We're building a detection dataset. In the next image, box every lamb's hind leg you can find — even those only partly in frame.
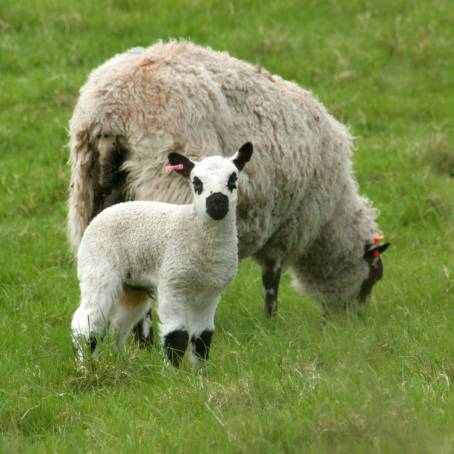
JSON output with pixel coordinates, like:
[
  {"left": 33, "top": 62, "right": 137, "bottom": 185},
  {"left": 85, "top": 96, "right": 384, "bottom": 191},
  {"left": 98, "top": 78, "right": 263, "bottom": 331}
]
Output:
[
  {"left": 261, "top": 259, "right": 282, "bottom": 317},
  {"left": 71, "top": 286, "right": 118, "bottom": 360},
  {"left": 111, "top": 295, "right": 151, "bottom": 348},
  {"left": 120, "top": 286, "right": 154, "bottom": 347}
]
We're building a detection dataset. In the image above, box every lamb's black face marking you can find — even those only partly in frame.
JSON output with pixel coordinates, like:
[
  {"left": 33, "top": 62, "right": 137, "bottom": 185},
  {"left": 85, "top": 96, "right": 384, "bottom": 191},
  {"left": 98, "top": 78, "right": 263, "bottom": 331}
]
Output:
[
  {"left": 206, "top": 192, "right": 229, "bottom": 220},
  {"left": 193, "top": 176, "right": 203, "bottom": 195},
  {"left": 227, "top": 172, "right": 238, "bottom": 192}
]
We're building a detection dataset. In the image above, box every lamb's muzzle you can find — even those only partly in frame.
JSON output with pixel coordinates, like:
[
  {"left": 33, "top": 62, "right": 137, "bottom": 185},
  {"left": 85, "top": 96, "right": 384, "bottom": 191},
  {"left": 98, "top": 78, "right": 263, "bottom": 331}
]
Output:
[{"left": 206, "top": 192, "right": 229, "bottom": 220}]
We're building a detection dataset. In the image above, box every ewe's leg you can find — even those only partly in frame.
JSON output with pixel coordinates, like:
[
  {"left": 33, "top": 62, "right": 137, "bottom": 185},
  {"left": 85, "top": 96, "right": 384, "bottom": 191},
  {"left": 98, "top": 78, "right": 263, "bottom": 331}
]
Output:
[
  {"left": 187, "top": 299, "right": 219, "bottom": 367},
  {"left": 157, "top": 288, "right": 188, "bottom": 368},
  {"left": 262, "top": 260, "right": 282, "bottom": 317}
]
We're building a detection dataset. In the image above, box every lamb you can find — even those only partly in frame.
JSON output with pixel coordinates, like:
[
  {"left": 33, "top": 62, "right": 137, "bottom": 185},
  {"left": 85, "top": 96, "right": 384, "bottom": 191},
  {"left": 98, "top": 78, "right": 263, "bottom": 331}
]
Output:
[
  {"left": 71, "top": 143, "right": 253, "bottom": 367},
  {"left": 68, "top": 40, "right": 390, "bottom": 336}
]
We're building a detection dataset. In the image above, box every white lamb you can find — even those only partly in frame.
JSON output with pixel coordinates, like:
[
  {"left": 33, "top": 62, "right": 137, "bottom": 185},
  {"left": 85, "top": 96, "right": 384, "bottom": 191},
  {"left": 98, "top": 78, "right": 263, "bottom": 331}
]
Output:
[{"left": 71, "top": 143, "right": 253, "bottom": 367}]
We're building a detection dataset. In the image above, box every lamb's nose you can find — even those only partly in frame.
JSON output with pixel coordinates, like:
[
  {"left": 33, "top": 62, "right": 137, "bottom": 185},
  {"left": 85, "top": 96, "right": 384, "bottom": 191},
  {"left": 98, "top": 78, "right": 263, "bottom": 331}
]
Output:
[{"left": 206, "top": 193, "right": 229, "bottom": 220}]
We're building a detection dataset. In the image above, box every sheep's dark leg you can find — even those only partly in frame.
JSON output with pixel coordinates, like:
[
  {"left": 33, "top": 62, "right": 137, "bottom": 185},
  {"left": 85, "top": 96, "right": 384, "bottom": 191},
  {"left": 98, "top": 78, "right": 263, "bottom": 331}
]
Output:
[{"left": 262, "top": 260, "right": 282, "bottom": 317}]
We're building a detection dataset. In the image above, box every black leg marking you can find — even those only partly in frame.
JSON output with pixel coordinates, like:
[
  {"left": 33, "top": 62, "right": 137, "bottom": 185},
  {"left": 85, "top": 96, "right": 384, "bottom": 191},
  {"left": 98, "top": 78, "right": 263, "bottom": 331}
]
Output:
[
  {"left": 89, "top": 335, "right": 97, "bottom": 354},
  {"left": 72, "top": 334, "right": 104, "bottom": 357},
  {"left": 191, "top": 330, "right": 214, "bottom": 361},
  {"left": 163, "top": 329, "right": 189, "bottom": 368},
  {"left": 133, "top": 310, "right": 154, "bottom": 347},
  {"left": 262, "top": 262, "right": 282, "bottom": 317}
]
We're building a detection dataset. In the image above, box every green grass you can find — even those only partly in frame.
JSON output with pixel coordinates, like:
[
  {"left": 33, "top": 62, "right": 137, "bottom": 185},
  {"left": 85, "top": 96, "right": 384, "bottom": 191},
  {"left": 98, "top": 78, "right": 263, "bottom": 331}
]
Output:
[{"left": 1, "top": 0, "right": 453, "bottom": 452}]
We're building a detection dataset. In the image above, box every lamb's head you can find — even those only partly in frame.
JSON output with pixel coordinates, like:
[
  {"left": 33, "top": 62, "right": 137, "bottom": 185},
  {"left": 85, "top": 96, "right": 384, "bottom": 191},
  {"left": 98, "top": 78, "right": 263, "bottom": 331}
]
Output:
[{"left": 167, "top": 142, "right": 253, "bottom": 221}]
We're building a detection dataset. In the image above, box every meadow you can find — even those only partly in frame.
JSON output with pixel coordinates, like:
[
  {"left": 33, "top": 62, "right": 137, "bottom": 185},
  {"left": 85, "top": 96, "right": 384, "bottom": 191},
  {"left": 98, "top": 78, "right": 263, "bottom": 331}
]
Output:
[{"left": 0, "top": 0, "right": 453, "bottom": 452}]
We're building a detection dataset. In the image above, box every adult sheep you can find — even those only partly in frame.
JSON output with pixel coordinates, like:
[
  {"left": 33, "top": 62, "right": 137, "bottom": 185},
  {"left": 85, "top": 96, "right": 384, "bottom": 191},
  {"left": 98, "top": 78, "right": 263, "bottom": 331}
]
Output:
[{"left": 68, "top": 41, "right": 390, "bottom": 333}]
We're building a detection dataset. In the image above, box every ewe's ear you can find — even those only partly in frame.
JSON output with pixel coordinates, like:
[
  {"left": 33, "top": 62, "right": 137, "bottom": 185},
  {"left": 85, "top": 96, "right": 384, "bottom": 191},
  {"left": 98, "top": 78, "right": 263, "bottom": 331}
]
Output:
[
  {"left": 232, "top": 142, "right": 253, "bottom": 171},
  {"left": 364, "top": 242, "right": 390, "bottom": 259},
  {"left": 167, "top": 152, "right": 195, "bottom": 178}
]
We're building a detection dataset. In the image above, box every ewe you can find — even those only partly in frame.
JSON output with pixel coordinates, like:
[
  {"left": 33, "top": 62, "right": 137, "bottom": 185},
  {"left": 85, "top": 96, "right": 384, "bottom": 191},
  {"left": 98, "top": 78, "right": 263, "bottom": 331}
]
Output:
[{"left": 71, "top": 143, "right": 253, "bottom": 367}]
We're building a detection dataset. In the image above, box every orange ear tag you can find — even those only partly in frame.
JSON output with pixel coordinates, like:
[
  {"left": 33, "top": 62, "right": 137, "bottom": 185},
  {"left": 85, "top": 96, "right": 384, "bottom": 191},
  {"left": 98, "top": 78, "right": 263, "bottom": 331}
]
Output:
[{"left": 373, "top": 235, "right": 384, "bottom": 245}]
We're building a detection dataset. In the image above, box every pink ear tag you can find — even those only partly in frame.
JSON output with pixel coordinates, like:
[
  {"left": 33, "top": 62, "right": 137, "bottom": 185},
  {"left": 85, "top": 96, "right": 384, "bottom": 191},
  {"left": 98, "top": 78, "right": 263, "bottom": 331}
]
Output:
[{"left": 165, "top": 164, "right": 184, "bottom": 173}]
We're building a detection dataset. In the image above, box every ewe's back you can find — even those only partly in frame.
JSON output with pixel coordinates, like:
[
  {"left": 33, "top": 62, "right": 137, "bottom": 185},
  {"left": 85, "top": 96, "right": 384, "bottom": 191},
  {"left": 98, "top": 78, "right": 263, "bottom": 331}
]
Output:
[{"left": 70, "top": 41, "right": 354, "bottom": 259}]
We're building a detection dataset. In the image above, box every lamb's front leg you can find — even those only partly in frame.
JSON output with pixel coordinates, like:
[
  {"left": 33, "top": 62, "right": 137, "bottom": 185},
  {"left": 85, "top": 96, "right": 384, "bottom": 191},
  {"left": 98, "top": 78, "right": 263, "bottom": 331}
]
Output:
[
  {"left": 157, "top": 288, "right": 189, "bottom": 368},
  {"left": 187, "top": 298, "right": 219, "bottom": 368}
]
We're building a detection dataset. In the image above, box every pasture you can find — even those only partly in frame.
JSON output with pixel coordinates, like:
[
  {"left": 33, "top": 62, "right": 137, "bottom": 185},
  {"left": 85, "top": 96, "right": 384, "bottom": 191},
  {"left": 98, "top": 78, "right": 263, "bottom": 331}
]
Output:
[{"left": 0, "top": 0, "right": 453, "bottom": 452}]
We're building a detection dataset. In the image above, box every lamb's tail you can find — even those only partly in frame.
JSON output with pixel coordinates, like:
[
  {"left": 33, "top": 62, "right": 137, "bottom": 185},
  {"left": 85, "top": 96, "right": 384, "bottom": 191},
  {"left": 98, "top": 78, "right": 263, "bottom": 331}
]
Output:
[{"left": 68, "top": 123, "right": 129, "bottom": 254}]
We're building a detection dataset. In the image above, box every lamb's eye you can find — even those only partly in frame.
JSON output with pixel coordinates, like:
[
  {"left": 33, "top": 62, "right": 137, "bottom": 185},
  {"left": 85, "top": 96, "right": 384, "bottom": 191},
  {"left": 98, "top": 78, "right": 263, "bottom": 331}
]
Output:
[
  {"left": 193, "top": 176, "right": 203, "bottom": 195},
  {"left": 227, "top": 172, "right": 238, "bottom": 192}
]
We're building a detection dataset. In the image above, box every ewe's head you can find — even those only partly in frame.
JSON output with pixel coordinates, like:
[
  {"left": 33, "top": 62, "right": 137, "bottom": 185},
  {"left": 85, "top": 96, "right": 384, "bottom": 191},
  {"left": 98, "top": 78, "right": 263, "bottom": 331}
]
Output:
[
  {"left": 331, "top": 237, "right": 391, "bottom": 308},
  {"left": 167, "top": 143, "right": 253, "bottom": 221},
  {"left": 293, "top": 235, "right": 390, "bottom": 311}
]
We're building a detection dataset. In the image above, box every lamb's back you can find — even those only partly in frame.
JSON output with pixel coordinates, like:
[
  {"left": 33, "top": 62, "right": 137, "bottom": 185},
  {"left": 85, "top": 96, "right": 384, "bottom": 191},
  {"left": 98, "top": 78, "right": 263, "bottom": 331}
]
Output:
[{"left": 77, "top": 201, "right": 190, "bottom": 280}]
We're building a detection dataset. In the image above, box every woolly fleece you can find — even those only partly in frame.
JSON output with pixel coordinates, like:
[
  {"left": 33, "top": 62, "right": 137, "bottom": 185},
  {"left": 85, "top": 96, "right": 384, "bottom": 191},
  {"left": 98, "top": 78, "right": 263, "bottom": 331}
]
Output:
[{"left": 68, "top": 40, "right": 382, "bottom": 308}]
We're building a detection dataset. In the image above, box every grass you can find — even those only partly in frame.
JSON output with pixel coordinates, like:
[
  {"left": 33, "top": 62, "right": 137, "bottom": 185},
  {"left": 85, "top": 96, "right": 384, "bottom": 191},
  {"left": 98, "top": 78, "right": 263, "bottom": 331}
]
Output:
[{"left": 1, "top": 0, "right": 453, "bottom": 452}]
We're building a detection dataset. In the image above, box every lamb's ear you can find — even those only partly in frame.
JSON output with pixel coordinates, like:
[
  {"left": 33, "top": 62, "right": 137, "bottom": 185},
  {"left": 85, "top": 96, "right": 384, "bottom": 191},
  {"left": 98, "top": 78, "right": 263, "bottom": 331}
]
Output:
[
  {"left": 364, "top": 242, "right": 390, "bottom": 259},
  {"left": 232, "top": 142, "right": 253, "bottom": 171},
  {"left": 167, "top": 152, "right": 195, "bottom": 178}
]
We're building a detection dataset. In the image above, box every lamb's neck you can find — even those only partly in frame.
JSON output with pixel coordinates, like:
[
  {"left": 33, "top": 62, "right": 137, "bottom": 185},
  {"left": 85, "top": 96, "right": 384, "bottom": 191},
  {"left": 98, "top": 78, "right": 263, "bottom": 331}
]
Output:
[{"left": 193, "top": 209, "right": 238, "bottom": 243}]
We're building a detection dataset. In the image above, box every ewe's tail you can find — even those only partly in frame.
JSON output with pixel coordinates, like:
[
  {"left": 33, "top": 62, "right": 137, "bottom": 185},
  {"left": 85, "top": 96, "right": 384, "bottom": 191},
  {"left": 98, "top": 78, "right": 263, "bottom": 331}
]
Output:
[{"left": 68, "top": 124, "right": 129, "bottom": 253}]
